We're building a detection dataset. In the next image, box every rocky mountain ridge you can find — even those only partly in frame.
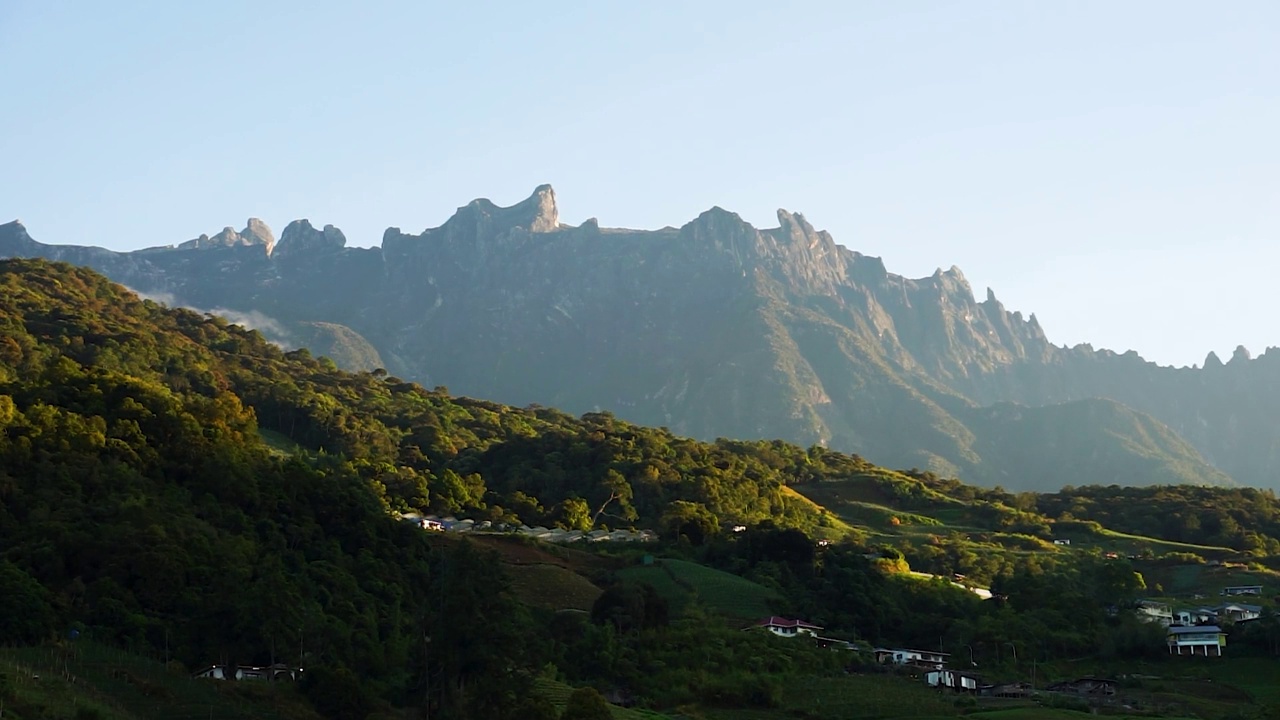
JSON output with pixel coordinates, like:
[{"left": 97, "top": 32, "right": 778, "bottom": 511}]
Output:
[{"left": 2, "top": 186, "right": 1273, "bottom": 489}]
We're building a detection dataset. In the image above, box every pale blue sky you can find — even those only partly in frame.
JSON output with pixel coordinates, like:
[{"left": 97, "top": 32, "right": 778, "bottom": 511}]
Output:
[{"left": 2, "top": 1, "right": 1277, "bottom": 367}]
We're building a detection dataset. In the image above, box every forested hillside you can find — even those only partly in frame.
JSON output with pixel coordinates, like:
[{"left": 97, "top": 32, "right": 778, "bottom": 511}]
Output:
[{"left": 6, "top": 259, "right": 1280, "bottom": 720}]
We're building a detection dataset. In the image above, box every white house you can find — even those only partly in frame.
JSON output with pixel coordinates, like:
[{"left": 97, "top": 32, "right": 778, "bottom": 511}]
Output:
[
  {"left": 398, "top": 512, "right": 444, "bottom": 531},
  {"left": 1216, "top": 603, "right": 1262, "bottom": 623},
  {"left": 1136, "top": 600, "right": 1173, "bottom": 626},
  {"left": 926, "top": 669, "right": 982, "bottom": 692},
  {"left": 1173, "top": 607, "right": 1218, "bottom": 626},
  {"left": 874, "top": 647, "right": 949, "bottom": 670},
  {"left": 1175, "top": 603, "right": 1264, "bottom": 626},
  {"left": 1167, "top": 625, "right": 1226, "bottom": 657},
  {"left": 755, "top": 616, "right": 822, "bottom": 637},
  {"left": 1221, "top": 585, "right": 1263, "bottom": 597}
]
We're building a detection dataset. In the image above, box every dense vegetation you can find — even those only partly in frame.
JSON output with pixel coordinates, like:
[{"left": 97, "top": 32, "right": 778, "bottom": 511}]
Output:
[
  {"left": 1034, "top": 485, "right": 1280, "bottom": 554},
  {"left": 4, "top": 259, "right": 1280, "bottom": 720}
]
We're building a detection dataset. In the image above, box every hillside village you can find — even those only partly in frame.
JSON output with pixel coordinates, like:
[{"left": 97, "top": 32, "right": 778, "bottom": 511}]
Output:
[
  {"left": 399, "top": 511, "right": 658, "bottom": 543},
  {"left": 4, "top": 260, "right": 1280, "bottom": 720}
]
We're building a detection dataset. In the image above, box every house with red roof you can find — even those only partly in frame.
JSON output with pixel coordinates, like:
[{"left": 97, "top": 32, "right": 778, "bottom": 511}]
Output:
[{"left": 754, "top": 616, "right": 822, "bottom": 638}]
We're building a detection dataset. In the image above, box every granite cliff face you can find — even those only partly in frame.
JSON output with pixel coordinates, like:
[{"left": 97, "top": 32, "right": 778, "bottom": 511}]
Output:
[{"left": 1, "top": 187, "right": 1269, "bottom": 490}]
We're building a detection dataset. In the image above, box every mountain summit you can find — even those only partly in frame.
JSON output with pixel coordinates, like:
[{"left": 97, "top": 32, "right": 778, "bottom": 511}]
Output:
[{"left": 2, "top": 187, "right": 1272, "bottom": 490}]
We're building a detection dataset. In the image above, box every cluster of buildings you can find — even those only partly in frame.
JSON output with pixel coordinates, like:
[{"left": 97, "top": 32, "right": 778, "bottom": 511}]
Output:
[
  {"left": 1133, "top": 585, "right": 1268, "bottom": 657},
  {"left": 753, "top": 596, "right": 1263, "bottom": 703},
  {"left": 397, "top": 512, "right": 656, "bottom": 543},
  {"left": 192, "top": 664, "right": 301, "bottom": 682}
]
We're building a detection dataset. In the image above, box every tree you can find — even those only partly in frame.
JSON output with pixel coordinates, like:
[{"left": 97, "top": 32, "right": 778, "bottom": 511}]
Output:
[
  {"left": 0, "top": 560, "right": 55, "bottom": 645},
  {"left": 660, "top": 501, "right": 718, "bottom": 545},
  {"left": 560, "top": 687, "right": 612, "bottom": 720},
  {"left": 301, "top": 666, "right": 374, "bottom": 720},
  {"left": 592, "top": 469, "right": 636, "bottom": 526},
  {"left": 591, "top": 582, "right": 668, "bottom": 633},
  {"left": 559, "top": 497, "right": 592, "bottom": 531}
]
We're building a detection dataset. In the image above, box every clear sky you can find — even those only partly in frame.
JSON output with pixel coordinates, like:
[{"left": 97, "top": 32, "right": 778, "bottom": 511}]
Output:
[{"left": 2, "top": 1, "right": 1277, "bottom": 368}]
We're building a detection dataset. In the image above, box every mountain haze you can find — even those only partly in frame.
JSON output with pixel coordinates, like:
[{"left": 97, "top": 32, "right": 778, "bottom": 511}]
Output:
[{"left": 1, "top": 186, "right": 1266, "bottom": 490}]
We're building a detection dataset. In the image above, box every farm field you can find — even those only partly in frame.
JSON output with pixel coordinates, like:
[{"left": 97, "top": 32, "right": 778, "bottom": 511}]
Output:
[
  {"left": 505, "top": 562, "right": 604, "bottom": 611},
  {"left": 701, "top": 674, "right": 967, "bottom": 719},
  {"left": 1199, "top": 656, "right": 1280, "bottom": 706},
  {"left": 618, "top": 558, "right": 779, "bottom": 620}
]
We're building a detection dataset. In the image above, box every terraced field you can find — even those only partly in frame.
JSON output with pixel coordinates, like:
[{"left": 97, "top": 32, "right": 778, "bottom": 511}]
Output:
[
  {"left": 505, "top": 562, "right": 604, "bottom": 611},
  {"left": 618, "top": 558, "right": 779, "bottom": 620}
]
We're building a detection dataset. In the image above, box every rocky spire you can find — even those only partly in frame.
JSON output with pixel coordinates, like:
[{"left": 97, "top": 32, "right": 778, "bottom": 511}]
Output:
[
  {"left": 523, "top": 184, "right": 559, "bottom": 233},
  {"left": 174, "top": 218, "right": 275, "bottom": 253},
  {"left": 241, "top": 218, "right": 276, "bottom": 254},
  {"left": 274, "top": 220, "right": 347, "bottom": 257}
]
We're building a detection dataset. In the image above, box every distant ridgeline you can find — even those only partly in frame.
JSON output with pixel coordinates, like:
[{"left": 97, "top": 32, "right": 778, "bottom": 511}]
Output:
[
  {"left": 3, "top": 188, "right": 1273, "bottom": 492},
  {"left": 6, "top": 259, "right": 1280, "bottom": 719}
]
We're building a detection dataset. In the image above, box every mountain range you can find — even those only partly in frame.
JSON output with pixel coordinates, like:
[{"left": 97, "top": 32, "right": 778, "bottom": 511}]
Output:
[{"left": 4, "top": 186, "right": 1276, "bottom": 491}]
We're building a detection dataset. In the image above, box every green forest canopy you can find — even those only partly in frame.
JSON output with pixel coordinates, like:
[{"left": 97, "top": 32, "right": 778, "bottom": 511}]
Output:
[{"left": 4, "top": 259, "right": 1280, "bottom": 719}]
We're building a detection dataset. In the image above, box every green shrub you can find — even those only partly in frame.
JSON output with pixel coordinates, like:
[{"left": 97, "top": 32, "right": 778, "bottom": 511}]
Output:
[{"left": 561, "top": 686, "right": 612, "bottom": 720}]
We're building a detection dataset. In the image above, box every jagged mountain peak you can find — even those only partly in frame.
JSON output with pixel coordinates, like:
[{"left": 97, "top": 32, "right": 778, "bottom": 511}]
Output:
[
  {"left": 275, "top": 219, "right": 346, "bottom": 257},
  {"left": 171, "top": 219, "right": 276, "bottom": 254},
  {"left": 242, "top": 218, "right": 275, "bottom": 252},
  {"left": 0, "top": 220, "right": 40, "bottom": 253},
  {"left": 2, "top": 220, "right": 30, "bottom": 239},
  {"left": 689, "top": 205, "right": 747, "bottom": 226},
  {"left": 4, "top": 186, "right": 1278, "bottom": 491},
  {"left": 450, "top": 183, "right": 560, "bottom": 234},
  {"left": 382, "top": 184, "right": 562, "bottom": 257}
]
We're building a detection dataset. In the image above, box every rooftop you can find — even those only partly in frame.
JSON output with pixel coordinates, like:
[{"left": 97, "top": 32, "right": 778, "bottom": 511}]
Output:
[
  {"left": 757, "top": 616, "right": 822, "bottom": 629},
  {"left": 1167, "top": 625, "right": 1223, "bottom": 635}
]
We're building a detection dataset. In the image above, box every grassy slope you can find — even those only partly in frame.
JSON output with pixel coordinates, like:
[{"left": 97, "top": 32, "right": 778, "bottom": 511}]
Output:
[
  {"left": 1135, "top": 561, "right": 1280, "bottom": 599},
  {"left": 780, "top": 486, "right": 863, "bottom": 541},
  {"left": 702, "top": 674, "right": 961, "bottom": 719},
  {"left": 464, "top": 534, "right": 613, "bottom": 611},
  {"left": 257, "top": 428, "right": 302, "bottom": 457},
  {"left": 0, "top": 642, "right": 318, "bottom": 720},
  {"left": 618, "top": 559, "right": 779, "bottom": 621},
  {"left": 796, "top": 475, "right": 1242, "bottom": 564},
  {"left": 962, "top": 711, "right": 1196, "bottom": 720},
  {"left": 534, "top": 678, "right": 671, "bottom": 720},
  {"left": 505, "top": 563, "right": 604, "bottom": 611}
]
